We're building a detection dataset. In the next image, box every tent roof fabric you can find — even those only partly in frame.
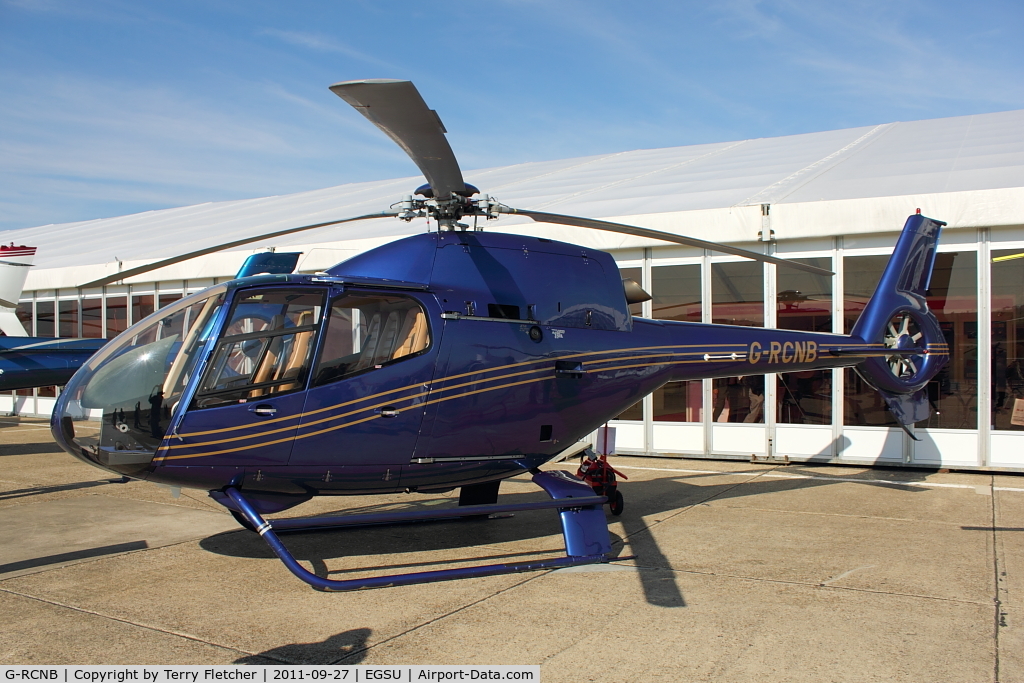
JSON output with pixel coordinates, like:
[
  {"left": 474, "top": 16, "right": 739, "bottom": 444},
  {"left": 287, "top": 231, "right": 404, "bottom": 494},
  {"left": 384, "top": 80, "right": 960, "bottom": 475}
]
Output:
[{"left": 9, "top": 108, "right": 1024, "bottom": 291}]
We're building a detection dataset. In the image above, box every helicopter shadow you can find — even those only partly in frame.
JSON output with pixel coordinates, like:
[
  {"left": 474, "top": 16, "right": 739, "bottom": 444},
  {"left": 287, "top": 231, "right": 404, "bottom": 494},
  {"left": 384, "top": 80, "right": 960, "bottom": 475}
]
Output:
[
  {"left": 0, "top": 442, "right": 68, "bottom": 456},
  {"left": 200, "top": 463, "right": 935, "bottom": 608},
  {"left": 0, "top": 479, "right": 116, "bottom": 503},
  {"left": 234, "top": 627, "right": 370, "bottom": 665}
]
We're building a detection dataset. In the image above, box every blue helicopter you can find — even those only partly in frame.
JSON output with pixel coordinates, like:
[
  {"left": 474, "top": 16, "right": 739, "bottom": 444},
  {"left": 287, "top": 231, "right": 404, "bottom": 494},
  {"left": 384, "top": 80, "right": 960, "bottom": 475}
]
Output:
[{"left": 50, "top": 80, "right": 948, "bottom": 592}]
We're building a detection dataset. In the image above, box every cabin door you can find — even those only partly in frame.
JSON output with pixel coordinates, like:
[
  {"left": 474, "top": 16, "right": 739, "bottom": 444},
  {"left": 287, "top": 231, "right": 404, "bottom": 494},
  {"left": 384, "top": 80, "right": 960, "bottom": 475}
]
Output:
[
  {"left": 290, "top": 290, "right": 439, "bottom": 488},
  {"left": 171, "top": 286, "right": 325, "bottom": 467}
]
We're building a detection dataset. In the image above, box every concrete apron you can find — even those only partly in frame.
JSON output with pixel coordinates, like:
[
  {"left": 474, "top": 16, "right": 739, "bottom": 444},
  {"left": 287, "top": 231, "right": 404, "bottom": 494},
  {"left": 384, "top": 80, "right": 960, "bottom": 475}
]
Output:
[{"left": 0, "top": 418, "right": 1019, "bottom": 681}]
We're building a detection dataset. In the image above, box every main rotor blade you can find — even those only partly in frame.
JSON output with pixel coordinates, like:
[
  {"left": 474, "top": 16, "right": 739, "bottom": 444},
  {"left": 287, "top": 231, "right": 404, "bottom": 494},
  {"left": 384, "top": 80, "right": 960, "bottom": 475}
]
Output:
[
  {"left": 79, "top": 212, "right": 398, "bottom": 289},
  {"left": 509, "top": 209, "right": 834, "bottom": 277},
  {"left": 330, "top": 79, "right": 466, "bottom": 200}
]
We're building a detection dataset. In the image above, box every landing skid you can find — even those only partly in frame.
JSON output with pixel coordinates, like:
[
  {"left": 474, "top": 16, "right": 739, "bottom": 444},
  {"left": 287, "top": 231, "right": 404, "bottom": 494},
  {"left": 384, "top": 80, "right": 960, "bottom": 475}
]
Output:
[{"left": 225, "top": 469, "right": 620, "bottom": 591}]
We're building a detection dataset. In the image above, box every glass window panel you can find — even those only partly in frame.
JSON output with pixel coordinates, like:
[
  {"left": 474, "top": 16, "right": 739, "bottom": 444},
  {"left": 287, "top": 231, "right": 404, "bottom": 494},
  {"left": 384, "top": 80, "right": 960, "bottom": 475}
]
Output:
[
  {"left": 778, "top": 257, "right": 832, "bottom": 333},
  {"left": 619, "top": 266, "right": 644, "bottom": 317},
  {"left": 843, "top": 255, "right": 895, "bottom": 426},
  {"left": 712, "top": 376, "right": 765, "bottom": 423},
  {"left": 992, "top": 248, "right": 1024, "bottom": 431},
  {"left": 653, "top": 380, "right": 703, "bottom": 422},
  {"left": 712, "top": 261, "right": 763, "bottom": 327},
  {"left": 614, "top": 400, "right": 643, "bottom": 421},
  {"left": 15, "top": 302, "right": 32, "bottom": 335},
  {"left": 843, "top": 252, "right": 978, "bottom": 429},
  {"left": 58, "top": 300, "right": 78, "bottom": 337},
  {"left": 313, "top": 294, "right": 430, "bottom": 386},
  {"left": 159, "top": 294, "right": 182, "bottom": 309},
  {"left": 38, "top": 386, "right": 56, "bottom": 397},
  {"left": 200, "top": 332, "right": 313, "bottom": 394},
  {"left": 777, "top": 257, "right": 833, "bottom": 424},
  {"left": 106, "top": 296, "right": 128, "bottom": 338},
  {"left": 844, "top": 368, "right": 898, "bottom": 426},
  {"left": 843, "top": 255, "right": 889, "bottom": 334},
  {"left": 778, "top": 370, "right": 832, "bottom": 425},
  {"left": 652, "top": 263, "right": 701, "bottom": 322},
  {"left": 222, "top": 289, "right": 323, "bottom": 335},
  {"left": 36, "top": 301, "right": 54, "bottom": 337},
  {"left": 132, "top": 295, "right": 154, "bottom": 324},
  {"left": 81, "top": 299, "right": 103, "bottom": 338},
  {"left": 915, "top": 252, "right": 977, "bottom": 429}
]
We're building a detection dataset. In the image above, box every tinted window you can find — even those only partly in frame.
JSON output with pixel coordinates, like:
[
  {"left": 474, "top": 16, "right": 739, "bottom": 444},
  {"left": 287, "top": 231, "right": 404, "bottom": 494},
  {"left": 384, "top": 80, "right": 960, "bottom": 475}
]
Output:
[{"left": 314, "top": 294, "right": 430, "bottom": 386}]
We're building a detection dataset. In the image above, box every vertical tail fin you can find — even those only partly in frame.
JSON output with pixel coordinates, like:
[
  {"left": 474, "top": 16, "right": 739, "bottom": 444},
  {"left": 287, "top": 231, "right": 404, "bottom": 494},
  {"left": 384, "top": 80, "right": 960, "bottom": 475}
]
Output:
[
  {"left": 0, "top": 245, "right": 35, "bottom": 336},
  {"left": 849, "top": 214, "right": 948, "bottom": 425}
]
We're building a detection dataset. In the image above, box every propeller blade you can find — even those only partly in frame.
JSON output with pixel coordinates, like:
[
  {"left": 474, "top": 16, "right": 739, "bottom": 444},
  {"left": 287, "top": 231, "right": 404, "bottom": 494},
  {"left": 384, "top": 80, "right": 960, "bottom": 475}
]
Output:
[
  {"left": 508, "top": 209, "right": 834, "bottom": 277},
  {"left": 79, "top": 212, "right": 397, "bottom": 289},
  {"left": 329, "top": 79, "right": 466, "bottom": 200}
]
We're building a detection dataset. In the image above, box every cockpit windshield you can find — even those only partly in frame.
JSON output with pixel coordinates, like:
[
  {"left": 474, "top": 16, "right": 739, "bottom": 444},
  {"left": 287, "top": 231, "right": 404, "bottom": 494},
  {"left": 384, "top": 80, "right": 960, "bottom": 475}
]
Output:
[{"left": 54, "top": 287, "right": 226, "bottom": 474}]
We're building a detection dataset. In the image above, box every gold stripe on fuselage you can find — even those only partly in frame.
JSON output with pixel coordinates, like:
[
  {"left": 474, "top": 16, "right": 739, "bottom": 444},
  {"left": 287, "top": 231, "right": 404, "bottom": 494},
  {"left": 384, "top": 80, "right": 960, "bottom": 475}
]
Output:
[
  {"left": 156, "top": 373, "right": 557, "bottom": 461},
  {"left": 174, "top": 343, "right": 728, "bottom": 438},
  {"left": 164, "top": 364, "right": 554, "bottom": 451},
  {"left": 175, "top": 343, "right": 744, "bottom": 440},
  {"left": 159, "top": 344, "right": 742, "bottom": 460},
  {"left": 156, "top": 341, "right": 948, "bottom": 462}
]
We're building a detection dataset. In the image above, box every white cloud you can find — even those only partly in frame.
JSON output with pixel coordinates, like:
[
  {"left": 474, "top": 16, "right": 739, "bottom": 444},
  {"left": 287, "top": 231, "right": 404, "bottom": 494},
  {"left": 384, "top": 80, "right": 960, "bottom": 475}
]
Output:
[
  {"left": 0, "top": 69, "right": 421, "bottom": 230},
  {"left": 258, "top": 28, "right": 400, "bottom": 72}
]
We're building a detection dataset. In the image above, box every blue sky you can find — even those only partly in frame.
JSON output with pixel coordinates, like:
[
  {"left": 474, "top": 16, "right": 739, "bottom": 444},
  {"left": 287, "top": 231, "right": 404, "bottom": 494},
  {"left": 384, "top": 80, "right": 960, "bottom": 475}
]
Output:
[{"left": 1, "top": 0, "right": 1022, "bottom": 231}]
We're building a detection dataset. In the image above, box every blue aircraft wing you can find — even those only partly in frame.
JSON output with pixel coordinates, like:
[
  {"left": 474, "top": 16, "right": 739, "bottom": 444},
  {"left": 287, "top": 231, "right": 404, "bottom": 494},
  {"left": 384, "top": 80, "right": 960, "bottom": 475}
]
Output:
[{"left": 0, "top": 337, "right": 108, "bottom": 391}]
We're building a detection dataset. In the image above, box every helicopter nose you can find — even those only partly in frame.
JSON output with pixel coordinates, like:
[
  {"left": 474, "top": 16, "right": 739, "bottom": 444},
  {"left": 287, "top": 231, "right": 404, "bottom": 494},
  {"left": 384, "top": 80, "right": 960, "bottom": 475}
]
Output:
[
  {"left": 53, "top": 413, "right": 77, "bottom": 455},
  {"left": 50, "top": 288, "right": 226, "bottom": 480},
  {"left": 51, "top": 401, "right": 159, "bottom": 478},
  {"left": 50, "top": 408, "right": 103, "bottom": 470}
]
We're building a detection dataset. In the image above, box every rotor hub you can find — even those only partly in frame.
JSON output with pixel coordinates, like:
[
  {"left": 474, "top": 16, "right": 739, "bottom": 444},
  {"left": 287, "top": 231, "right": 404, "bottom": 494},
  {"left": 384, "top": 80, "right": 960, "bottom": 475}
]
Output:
[{"left": 396, "top": 189, "right": 506, "bottom": 231}]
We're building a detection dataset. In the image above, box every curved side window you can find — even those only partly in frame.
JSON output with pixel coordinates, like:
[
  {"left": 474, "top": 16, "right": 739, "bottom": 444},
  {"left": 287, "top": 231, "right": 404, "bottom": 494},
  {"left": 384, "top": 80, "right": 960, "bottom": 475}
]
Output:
[
  {"left": 194, "top": 288, "right": 323, "bottom": 408},
  {"left": 314, "top": 293, "right": 431, "bottom": 387}
]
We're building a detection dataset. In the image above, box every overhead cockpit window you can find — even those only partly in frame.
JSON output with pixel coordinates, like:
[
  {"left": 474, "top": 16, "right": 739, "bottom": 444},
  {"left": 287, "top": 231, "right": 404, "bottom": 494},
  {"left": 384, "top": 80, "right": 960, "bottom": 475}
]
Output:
[
  {"left": 194, "top": 288, "right": 323, "bottom": 408},
  {"left": 313, "top": 294, "right": 430, "bottom": 387}
]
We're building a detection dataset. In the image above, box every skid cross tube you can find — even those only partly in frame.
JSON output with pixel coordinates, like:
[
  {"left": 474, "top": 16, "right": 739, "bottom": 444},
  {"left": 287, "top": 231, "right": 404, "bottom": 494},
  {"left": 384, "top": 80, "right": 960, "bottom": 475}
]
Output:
[
  {"left": 224, "top": 470, "right": 615, "bottom": 591},
  {"left": 268, "top": 496, "right": 608, "bottom": 531}
]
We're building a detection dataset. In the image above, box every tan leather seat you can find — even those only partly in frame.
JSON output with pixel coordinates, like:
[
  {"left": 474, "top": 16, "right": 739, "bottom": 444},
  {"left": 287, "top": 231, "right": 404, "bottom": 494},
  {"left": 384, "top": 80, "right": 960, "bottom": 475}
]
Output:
[
  {"left": 372, "top": 311, "right": 402, "bottom": 365},
  {"left": 250, "top": 336, "right": 283, "bottom": 397},
  {"left": 274, "top": 311, "right": 314, "bottom": 392},
  {"left": 352, "top": 312, "right": 382, "bottom": 372},
  {"left": 393, "top": 307, "right": 428, "bottom": 359}
]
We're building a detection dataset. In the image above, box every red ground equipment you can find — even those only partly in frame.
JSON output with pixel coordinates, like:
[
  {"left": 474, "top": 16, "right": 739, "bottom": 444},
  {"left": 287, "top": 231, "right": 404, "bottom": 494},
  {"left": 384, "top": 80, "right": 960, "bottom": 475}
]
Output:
[{"left": 577, "top": 450, "right": 627, "bottom": 515}]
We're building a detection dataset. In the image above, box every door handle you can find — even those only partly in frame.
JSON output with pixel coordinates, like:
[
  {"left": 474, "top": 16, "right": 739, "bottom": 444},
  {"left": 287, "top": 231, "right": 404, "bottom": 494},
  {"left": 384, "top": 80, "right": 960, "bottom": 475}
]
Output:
[
  {"left": 376, "top": 406, "right": 400, "bottom": 418},
  {"left": 250, "top": 404, "right": 277, "bottom": 417}
]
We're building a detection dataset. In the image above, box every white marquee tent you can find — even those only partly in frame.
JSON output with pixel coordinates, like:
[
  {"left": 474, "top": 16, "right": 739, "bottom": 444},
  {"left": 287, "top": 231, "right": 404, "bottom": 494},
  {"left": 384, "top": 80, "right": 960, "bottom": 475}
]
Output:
[{"left": 8, "top": 108, "right": 1024, "bottom": 291}]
